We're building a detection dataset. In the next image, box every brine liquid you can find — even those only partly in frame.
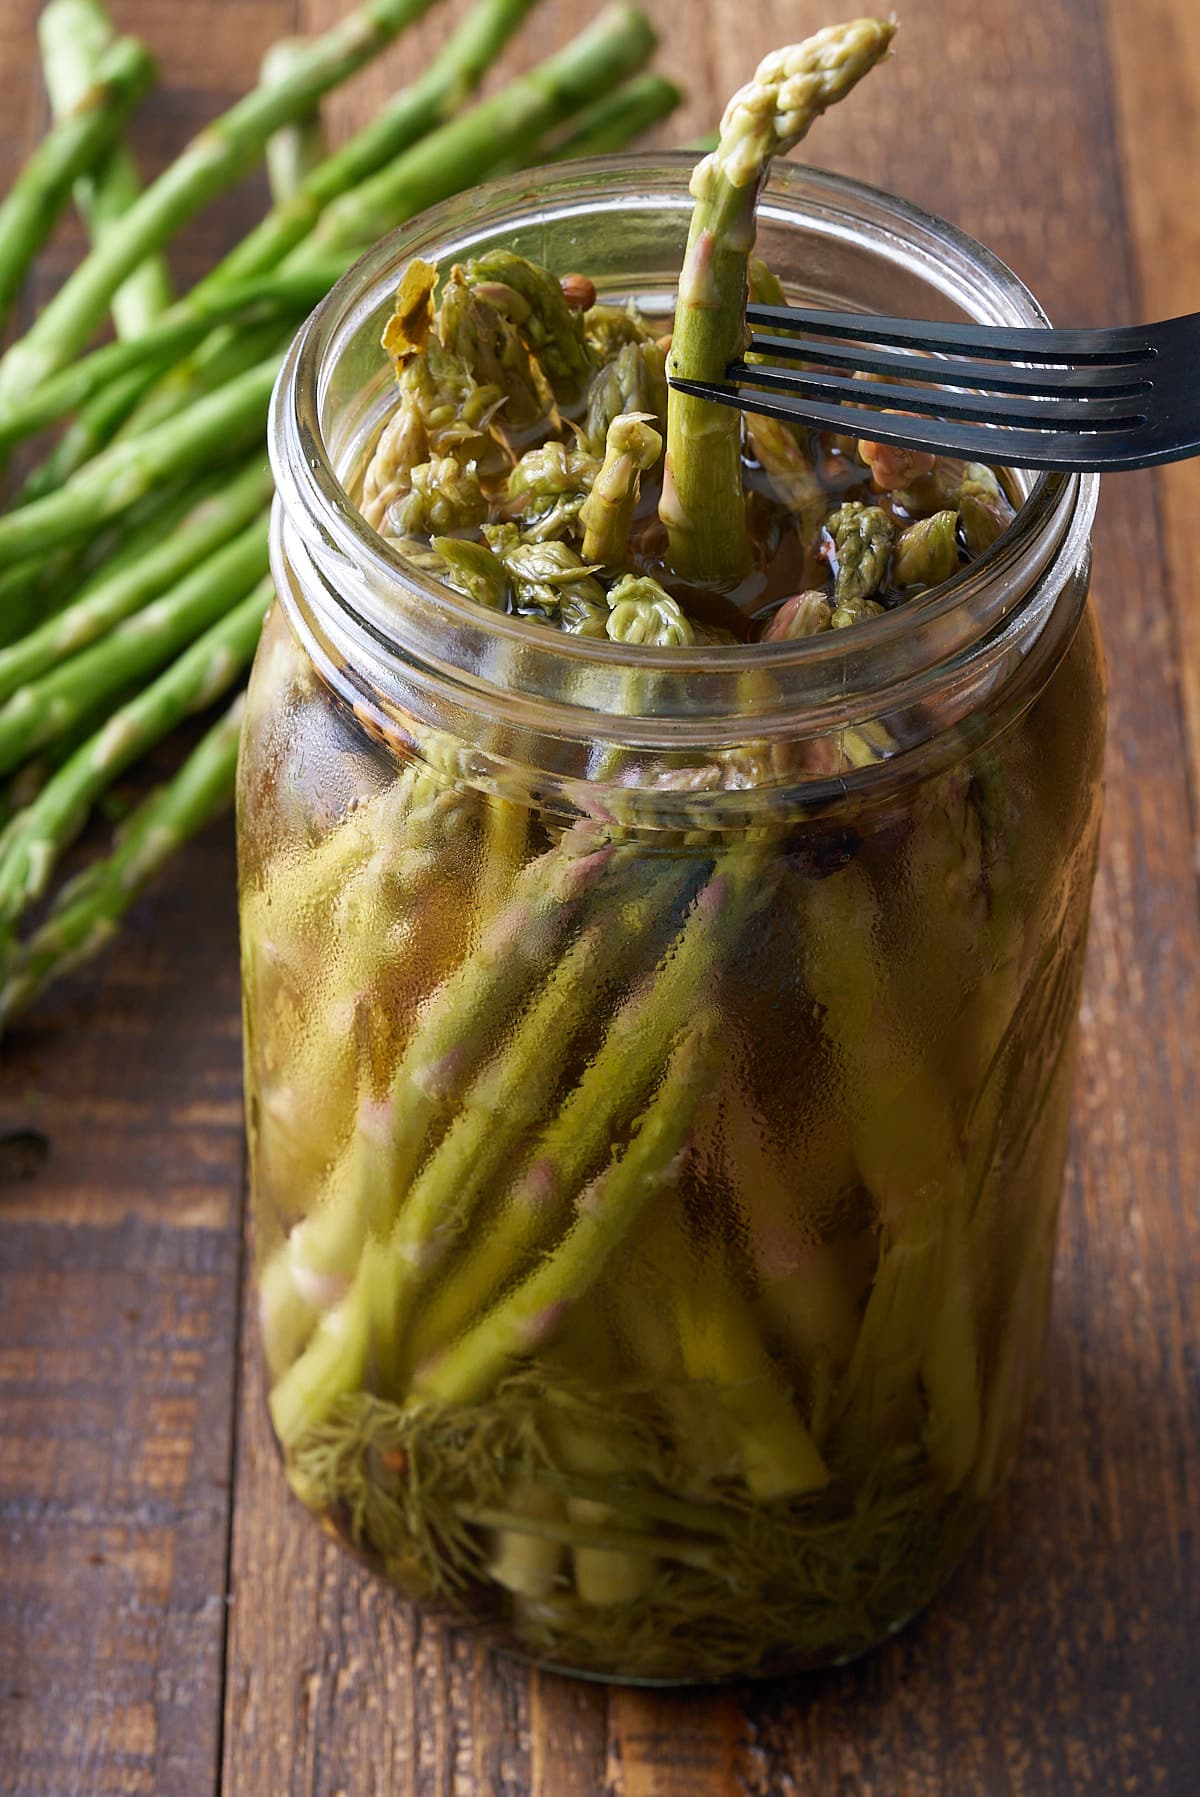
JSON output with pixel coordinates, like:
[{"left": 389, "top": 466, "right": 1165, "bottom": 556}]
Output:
[{"left": 238, "top": 598, "right": 1102, "bottom": 1681}]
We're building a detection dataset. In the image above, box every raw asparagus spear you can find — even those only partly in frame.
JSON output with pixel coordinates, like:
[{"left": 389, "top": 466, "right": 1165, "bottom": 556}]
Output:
[
  {"left": 661, "top": 19, "right": 895, "bottom": 585},
  {"left": 0, "top": 355, "right": 281, "bottom": 566},
  {"left": 0, "top": 516, "right": 270, "bottom": 776},
  {"left": 300, "top": 5, "right": 657, "bottom": 257},
  {"left": 38, "top": 0, "right": 172, "bottom": 337},
  {"left": 12, "top": 367, "right": 159, "bottom": 504},
  {"left": 0, "top": 463, "right": 272, "bottom": 703},
  {"left": 86, "top": 6, "right": 656, "bottom": 454},
  {"left": 0, "top": 580, "right": 273, "bottom": 945},
  {"left": 0, "top": 699, "right": 243, "bottom": 1026},
  {"left": 0, "top": 0, "right": 437, "bottom": 400},
  {"left": 262, "top": 39, "right": 327, "bottom": 207},
  {"left": 546, "top": 72, "right": 682, "bottom": 161},
  {"left": 213, "top": 0, "right": 541, "bottom": 287},
  {"left": 0, "top": 32, "right": 155, "bottom": 335},
  {"left": 0, "top": 266, "right": 343, "bottom": 455}
]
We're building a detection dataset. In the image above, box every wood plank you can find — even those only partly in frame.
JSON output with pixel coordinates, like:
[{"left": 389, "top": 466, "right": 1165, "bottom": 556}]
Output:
[
  {"left": 0, "top": 819, "right": 247, "bottom": 1797},
  {"left": 1101, "top": 0, "right": 1200, "bottom": 838},
  {"left": 223, "top": 2, "right": 1200, "bottom": 1793},
  {"left": 0, "top": 4, "right": 296, "bottom": 1793}
]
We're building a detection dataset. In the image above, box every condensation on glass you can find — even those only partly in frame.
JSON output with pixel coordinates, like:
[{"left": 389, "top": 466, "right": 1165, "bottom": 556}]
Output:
[{"left": 239, "top": 159, "right": 1106, "bottom": 1683}]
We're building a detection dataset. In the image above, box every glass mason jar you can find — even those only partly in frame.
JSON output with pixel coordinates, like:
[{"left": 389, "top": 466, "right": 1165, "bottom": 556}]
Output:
[{"left": 241, "top": 157, "right": 1105, "bottom": 1683}]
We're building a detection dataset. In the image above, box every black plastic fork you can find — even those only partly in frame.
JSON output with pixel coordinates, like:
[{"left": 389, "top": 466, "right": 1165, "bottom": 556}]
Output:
[{"left": 666, "top": 305, "right": 1200, "bottom": 472}]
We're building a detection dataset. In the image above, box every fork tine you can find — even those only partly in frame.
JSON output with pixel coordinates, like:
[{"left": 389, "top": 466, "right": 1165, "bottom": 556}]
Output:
[
  {"left": 728, "top": 362, "right": 1147, "bottom": 430},
  {"left": 744, "top": 333, "right": 1153, "bottom": 399},
  {"left": 744, "top": 304, "right": 1158, "bottom": 366},
  {"left": 666, "top": 377, "right": 1145, "bottom": 471}
]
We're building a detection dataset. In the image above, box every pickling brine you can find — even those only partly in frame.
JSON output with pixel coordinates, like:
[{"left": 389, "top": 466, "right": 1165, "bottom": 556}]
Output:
[{"left": 243, "top": 38, "right": 1104, "bottom": 1682}]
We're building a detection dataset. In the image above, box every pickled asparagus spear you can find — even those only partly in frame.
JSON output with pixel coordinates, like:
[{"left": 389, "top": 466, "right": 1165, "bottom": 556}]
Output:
[
  {"left": 413, "top": 1018, "right": 718, "bottom": 1407},
  {"left": 660, "top": 19, "right": 895, "bottom": 585},
  {"left": 579, "top": 412, "right": 662, "bottom": 565}
]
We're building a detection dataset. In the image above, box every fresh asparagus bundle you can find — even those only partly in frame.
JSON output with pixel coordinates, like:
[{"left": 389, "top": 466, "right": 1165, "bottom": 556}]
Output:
[
  {"left": 0, "top": 698, "right": 244, "bottom": 1024},
  {"left": 0, "top": 0, "right": 441, "bottom": 400}
]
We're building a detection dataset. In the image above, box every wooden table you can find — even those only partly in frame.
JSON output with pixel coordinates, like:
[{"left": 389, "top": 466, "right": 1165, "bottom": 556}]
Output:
[{"left": 2, "top": 2, "right": 1199, "bottom": 1791}]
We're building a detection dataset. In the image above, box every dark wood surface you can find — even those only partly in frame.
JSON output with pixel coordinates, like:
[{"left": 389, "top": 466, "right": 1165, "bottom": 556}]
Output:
[{"left": 2, "top": 2, "right": 1198, "bottom": 1792}]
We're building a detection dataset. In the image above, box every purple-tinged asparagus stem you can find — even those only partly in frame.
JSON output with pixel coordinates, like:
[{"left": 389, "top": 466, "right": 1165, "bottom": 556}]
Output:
[
  {"left": 260, "top": 830, "right": 613, "bottom": 1407},
  {"left": 413, "top": 1018, "right": 717, "bottom": 1408},
  {"left": 398, "top": 858, "right": 696, "bottom": 1373}
]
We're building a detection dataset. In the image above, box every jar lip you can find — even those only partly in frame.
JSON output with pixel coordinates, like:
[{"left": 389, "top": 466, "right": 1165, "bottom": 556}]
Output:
[{"left": 270, "top": 153, "right": 1099, "bottom": 741}]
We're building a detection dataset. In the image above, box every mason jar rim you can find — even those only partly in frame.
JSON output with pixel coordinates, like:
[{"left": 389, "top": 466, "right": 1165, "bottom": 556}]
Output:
[{"left": 269, "top": 153, "right": 1098, "bottom": 754}]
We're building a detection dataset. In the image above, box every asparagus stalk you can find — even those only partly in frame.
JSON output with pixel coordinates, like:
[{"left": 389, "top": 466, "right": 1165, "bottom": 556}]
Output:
[
  {"left": 0, "top": 266, "right": 344, "bottom": 456},
  {"left": 660, "top": 19, "right": 895, "bottom": 585},
  {"left": 88, "top": 6, "right": 653, "bottom": 454},
  {"left": 825, "top": 500, "right": 894, "bottom": 626},
  {"left": 12, "top": 0, "right": 602, "bottom": 492},
  {"left": 262, "top": 40, "right": 327, "bottom": 207},
  {"left": 0, "top": 516, "right": 270, "bottom": 776},
  {"left": 383, "top": 859, "right": 696, "bottom": 1373},
  {"left": 37, "top": 0, "right": 172, "bottom": 337},
  {"left": 274, "top": 857, "right": 752, "bottom": 1432},
  {"left": 578, "top": 412, "right": 662, "bottom": 566},
  {"left": 213, "top": 0, "right": 541, "bottom": 287},
  {"left": 0, "top": 461, "right": 272, "bottom": 703},
  {"left": 408, "top": 1020, "right": 716, "bottom": 1411},
  {"left": 0, "top": 33, "right": 156, "bottom": 335},
  {"left": 11, "top": 366, "right": 159, "bottom": 504},
  {"left": 546, "top": 72, "right": 682, "bottom": 161},
  {"left": 0, "top": 579, "right": 273, "bottom": 944},
  {"left": 0, "top": 0, "right": 438, "bottom": 401},
  {"left": 299, "top": 5, "right": 657, "bottom": 258},
  {"left": 892, "top": 508, "right": 960, "bottom": 589},
  {"left": 0, "top": 699, "right": 243, "bottom": 1026},
  {"left": 0, "top": 354, "right": 281, "bottom": 566},
  {"left": 745, "top": 412, "right": 827, "bottom": 546},
  {"left": 673, "top": 1259, "right": 830, "bottom": 1499},
  {"left": 257, "top": 831, "right": 614, "bottom": 1374}
]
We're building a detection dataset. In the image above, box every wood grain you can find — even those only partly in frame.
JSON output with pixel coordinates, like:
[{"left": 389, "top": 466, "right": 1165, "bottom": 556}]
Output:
[
  {"left": 1, "top": 0, "right": 1198, "bottom": 1793},
  {"left": 0, "top": 7, "right": 285, "bottom": 1794},
  {"left": 1102, "top": 0, "right": 1200, "bottom": 840}
]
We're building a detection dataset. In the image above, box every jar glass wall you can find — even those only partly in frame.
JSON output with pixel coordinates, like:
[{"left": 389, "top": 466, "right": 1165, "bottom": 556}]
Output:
[{"left": 241, "top": 158, "right": 1105, "bottom": 1682}]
